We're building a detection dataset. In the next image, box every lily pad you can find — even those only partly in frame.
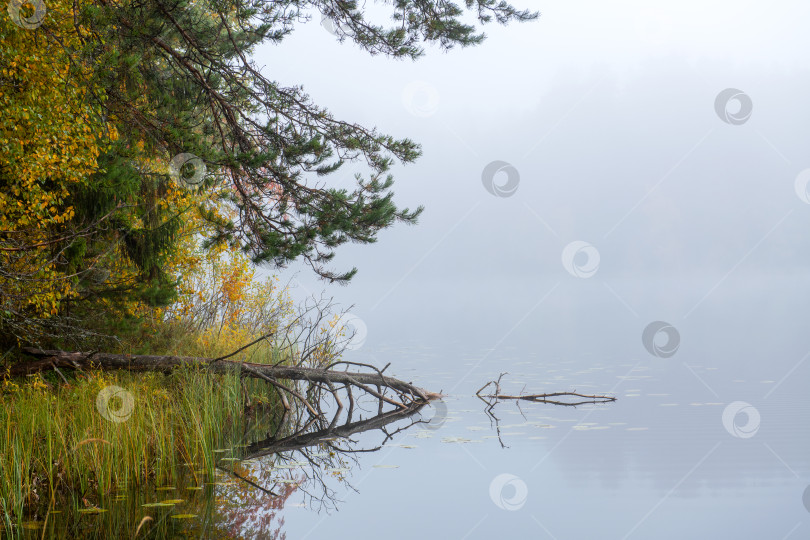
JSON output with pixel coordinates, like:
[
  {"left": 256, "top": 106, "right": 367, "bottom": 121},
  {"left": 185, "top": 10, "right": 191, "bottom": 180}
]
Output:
[
  {"left": 171, "top": 514, "right": 198, "bottom": 519},
  {"left": 441, "top": 436, "right": 474, "bottom": 443},
  {"left": 78, "top": 508, "right": 107, "bottom": 514},
  {"left": 275, "top": 461, "right": 308, "bottom": 468},
  {"left": 142, "top": 502, "right": 174, "bottom": 508}
]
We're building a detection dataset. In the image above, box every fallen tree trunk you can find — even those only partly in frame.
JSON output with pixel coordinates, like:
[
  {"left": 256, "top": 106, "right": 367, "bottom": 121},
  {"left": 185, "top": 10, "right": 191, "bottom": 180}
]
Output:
[{"left": 14, "top": 348, "right": 440, "bottom": 411}]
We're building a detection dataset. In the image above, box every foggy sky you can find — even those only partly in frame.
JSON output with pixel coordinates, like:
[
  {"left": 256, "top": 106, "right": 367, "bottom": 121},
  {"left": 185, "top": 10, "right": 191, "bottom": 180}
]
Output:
[{"left": 247, "top": 3, "right": 810, "bottom": 537}]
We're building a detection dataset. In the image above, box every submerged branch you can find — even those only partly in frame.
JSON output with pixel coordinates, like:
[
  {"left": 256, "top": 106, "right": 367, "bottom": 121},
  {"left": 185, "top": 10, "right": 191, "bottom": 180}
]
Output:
[
  {"left": 476, "top": 372, "right": 617, "bottom": 448},
  {"left": 477, "top": 373, "right": 617, "bottom": 407}
]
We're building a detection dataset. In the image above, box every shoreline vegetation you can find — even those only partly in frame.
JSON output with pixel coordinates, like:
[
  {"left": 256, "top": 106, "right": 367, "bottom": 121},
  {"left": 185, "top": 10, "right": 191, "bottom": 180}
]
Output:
[
  {"left": 0, "top": 258, "right": 302, "bottom": 530},
  {"left": 0, "top": 256, "right": 436, "bottom": 536},
  {"left": 1, "top": 0, "right": 536, "bottom": 535},
  {"left": 1, "top": 358, "right": 280, "bottom": 528},
  {"left": 0, "top": 235, "right": 353, "bottom": 533}
]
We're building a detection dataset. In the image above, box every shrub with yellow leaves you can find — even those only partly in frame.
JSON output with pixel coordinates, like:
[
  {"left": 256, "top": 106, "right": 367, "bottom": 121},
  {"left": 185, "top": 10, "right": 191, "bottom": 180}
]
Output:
[{"left": 0, "top": 0, "right": 116, "bottom": 335}]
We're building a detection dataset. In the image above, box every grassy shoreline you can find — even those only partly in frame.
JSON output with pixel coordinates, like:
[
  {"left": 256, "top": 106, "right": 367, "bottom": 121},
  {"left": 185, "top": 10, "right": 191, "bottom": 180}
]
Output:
[
  {"left": 0, "top": 355, "right": 284, "bottom": 529},
  {"left": 0, "top": 256, "right": 336, "bottom": 534}
]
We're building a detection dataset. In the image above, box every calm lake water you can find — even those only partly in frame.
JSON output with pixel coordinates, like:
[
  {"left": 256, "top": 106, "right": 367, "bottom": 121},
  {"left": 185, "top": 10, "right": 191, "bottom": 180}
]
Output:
[{"left": 16, "top": 275, "right": 810, "bottom": 538}]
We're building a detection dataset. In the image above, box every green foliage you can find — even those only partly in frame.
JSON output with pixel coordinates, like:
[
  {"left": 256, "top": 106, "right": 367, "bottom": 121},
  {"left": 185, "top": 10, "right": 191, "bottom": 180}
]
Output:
[
  {"left": 84, "top": 0, "right": 537, "bottom": 283},
  {"left": 2, "top": 0, "right": 536, "bottom": 344},
  {"left": 0, "top": 366, "right": 279, "bottom": 524}
]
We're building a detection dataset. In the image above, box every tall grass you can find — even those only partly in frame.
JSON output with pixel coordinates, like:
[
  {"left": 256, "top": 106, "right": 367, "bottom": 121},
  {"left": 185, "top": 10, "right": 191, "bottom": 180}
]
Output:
[
  {"left": 0, "top": 357, "right": 281, "bottom": 528},
  {"left": 0, "top": 242, "right": 316, "bottom": 532}
]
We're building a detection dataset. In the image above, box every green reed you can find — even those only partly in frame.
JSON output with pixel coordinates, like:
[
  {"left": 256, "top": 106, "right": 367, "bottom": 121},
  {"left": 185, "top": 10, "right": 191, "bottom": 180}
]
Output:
[{"left": 0, "top": 357, "right": 283, "bottom": 530}]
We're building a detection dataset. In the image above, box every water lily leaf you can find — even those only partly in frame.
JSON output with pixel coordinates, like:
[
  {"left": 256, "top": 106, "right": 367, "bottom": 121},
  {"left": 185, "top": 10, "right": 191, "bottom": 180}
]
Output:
[
  {"left": 441, "top": 436, "right": 474, "bottom": 443},
  {"left": 162, "top": 499, "right": 185, "bottom": 504},
  {"left": 78, "top": 508, "right": 107, "bottom": 514},
  {"left": 274, "top": 461, "right": 307, "bottom": 469},
  {"left": 171, "top": 514, "right": 197, "bottom": 519}
]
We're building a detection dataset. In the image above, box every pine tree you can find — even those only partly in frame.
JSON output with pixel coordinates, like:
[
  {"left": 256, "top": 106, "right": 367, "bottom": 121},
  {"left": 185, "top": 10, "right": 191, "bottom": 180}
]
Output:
[
  {"left": 83, "top": 0, "right": 539, "bottom": 283},
  {"left": 1, "top": 0, "right": 536, "bottom": 345}
]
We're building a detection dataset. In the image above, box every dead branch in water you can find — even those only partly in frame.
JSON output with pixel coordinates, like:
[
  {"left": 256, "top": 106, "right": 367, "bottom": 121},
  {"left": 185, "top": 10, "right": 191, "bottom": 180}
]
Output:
[
  {"left": 477, "top": 372, "right": 616, "bottom": 407},
  {"left": 476, "top": 372, "right": 617, "bottom": 448}
]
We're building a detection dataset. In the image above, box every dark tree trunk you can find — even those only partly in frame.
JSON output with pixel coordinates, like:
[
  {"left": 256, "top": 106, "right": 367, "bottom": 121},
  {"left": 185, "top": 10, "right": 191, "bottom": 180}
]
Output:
[{"left": 15, "top": 348, "right": 440, "bottom": 408}]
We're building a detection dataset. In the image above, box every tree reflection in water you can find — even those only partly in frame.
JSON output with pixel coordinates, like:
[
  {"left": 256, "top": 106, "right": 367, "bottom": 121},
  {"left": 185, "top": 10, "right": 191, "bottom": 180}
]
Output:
[{"left": 209, "top": 400, "right": 431, "bottom": 538}]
